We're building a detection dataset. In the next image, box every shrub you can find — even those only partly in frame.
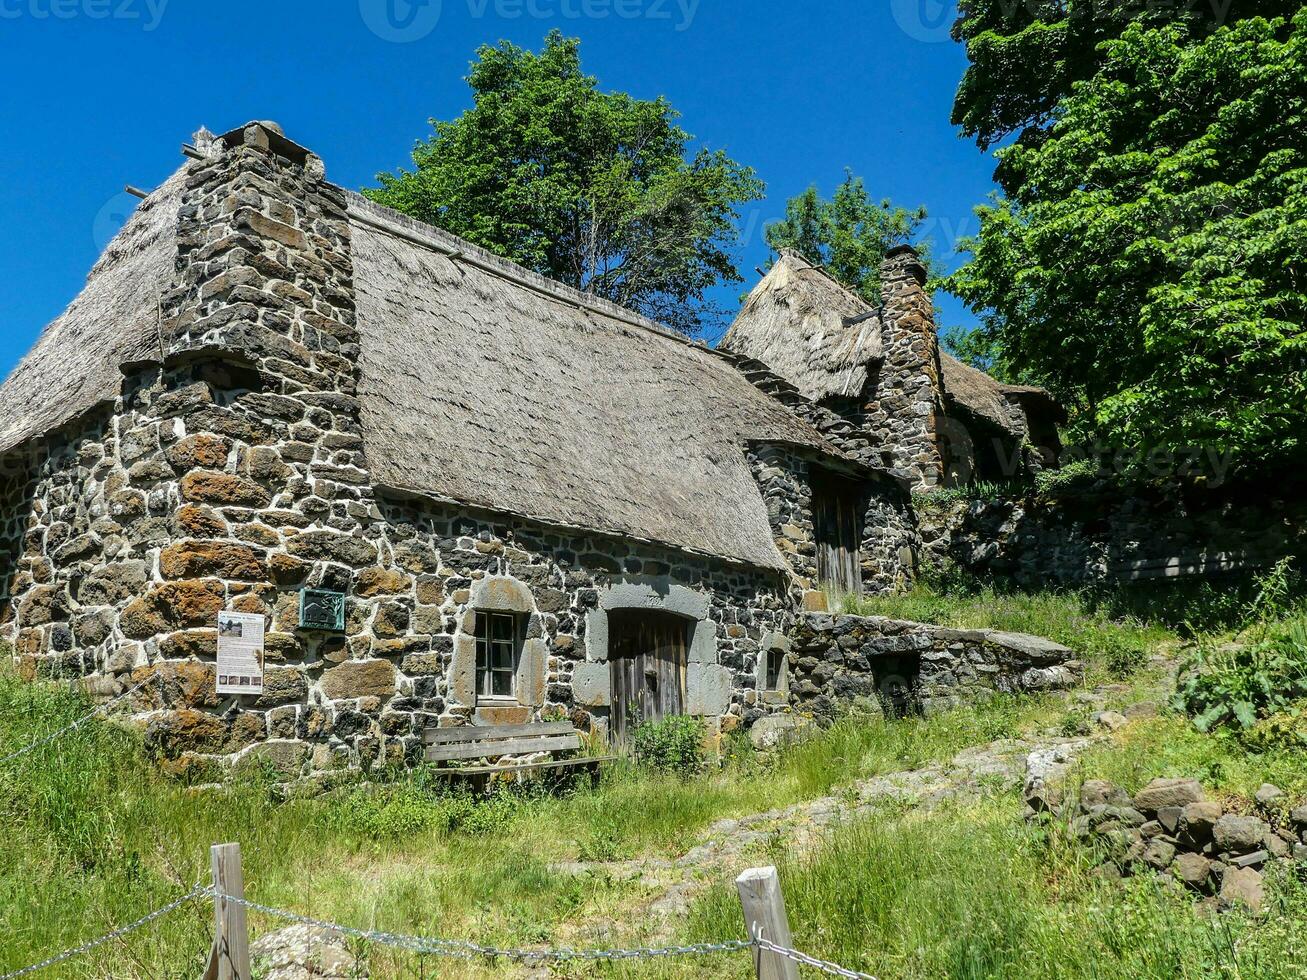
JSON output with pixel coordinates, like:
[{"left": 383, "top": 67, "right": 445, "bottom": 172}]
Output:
[
  {"left": 631, "top": 715, "right": 704, "bottom": 773},
  {"left": 1172, "top": 621, "right": 1307, "bottom": 733}
]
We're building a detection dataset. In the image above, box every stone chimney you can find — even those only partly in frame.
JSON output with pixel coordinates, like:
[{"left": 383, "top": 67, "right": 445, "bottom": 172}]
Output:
[{"left": 863, "top": 244, "right": 943, "bottom": 488}]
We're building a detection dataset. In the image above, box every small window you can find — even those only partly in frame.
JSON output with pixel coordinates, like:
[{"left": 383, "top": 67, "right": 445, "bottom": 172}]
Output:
[
  {"left": 764, "top": 647, "right": 786, "bottom": 691},
  {"left": 475, "top": 611, "right": 521, "bottom": 699}
]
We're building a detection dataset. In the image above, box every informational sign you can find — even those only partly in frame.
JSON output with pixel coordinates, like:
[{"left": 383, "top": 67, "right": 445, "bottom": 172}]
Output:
[{"left": 216, "top": 611, "right": 266, "bottom": 696}]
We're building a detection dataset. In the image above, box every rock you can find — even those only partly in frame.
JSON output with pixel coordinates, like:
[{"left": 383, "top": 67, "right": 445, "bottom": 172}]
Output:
[
  {"left": 251, "top": 923, "right": 356, "bottom": 979},
  {"left": 1094, "top": 711, "right": 1128, "bottom": 732},
  {"left": 286, "top": 531, "right": 378, "bottom": 567},
  {"left": 750, "top": 714, "right": 806, "bottom": 750},
  {"left": 1229, "top": 849, "right": 1269, "bottom": 869},
  {"left": 1141, "top": 839, "right": 1176, "bottom": 870},
  {"left": 319, "top": 659, "right": 396, "bottom": 700},
  {"left": 354, "top": 567, "right": 412, "bottom": 598},
  {"left": 1134, "top": 777, "right": 1205, "bottom": 814},
  {"left": 180, "top": 471, "right": 272, "bottom": 508},
  {"left": 1214, "top": 814, "right": 1269, "bottom": 855},
  {"left": 1289, "top": 804, "right": 1307, "bottom": 828},
  {"left": 1123, "top": 701, "right": 1159, "bottom": 720},
  {"left": 1173, "top": 852, "right": 1212, "bottom": 890},
  {"left": 77, "top": 561, "right": 149, "bottom": 606},
  {"left": 1157, "top": 806, "right": 1183, "bottom": 834},
  {"left": 1080, "top": 779, "right": 1131, "bottom": 809},
  {"left": 1219, "top": 867, "right": 1264, "bottom": 912},
  {"left": 160, "top": 540, "right": 268, "bottom": 581},
  {"left": 1255, "top": 783, "right": 1285, "bottom": 806},
  {"left": 1139, "top": 820, "right": 1164, "bottom": 839},
  {"left": 166, "top": 434, "right": 231, "bottom": 471},
  {"left": 1294, "top": 843, "right": 1307, "bottom": 862},
  {"left": 1179, "top": 801, "right": 1223, "bottom": 843}
]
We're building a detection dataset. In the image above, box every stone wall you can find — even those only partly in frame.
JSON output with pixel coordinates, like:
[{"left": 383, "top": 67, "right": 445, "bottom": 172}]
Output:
[
  {"left": 0, "top": 123, "right": 815, "bottom": 777},
  {"left": 917, "top": 485, "right": 1304, "bottom": 588},
  {"left": 747, "top": 444, "right": 917, "bottom": 604},
  {"left": 786, "top": 613, "right": 1082, "bottom": 721}
]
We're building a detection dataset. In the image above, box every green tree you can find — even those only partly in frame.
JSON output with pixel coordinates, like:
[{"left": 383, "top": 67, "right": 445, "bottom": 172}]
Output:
[
  {"left": 949, "top": 12, "right": 1307, "bottom": 470},
  {"left": 951, "top": 0, "right": 1298, "bottom": 153},
  {"left": 365, "top": 32, "right": 763, "bottom": 336},
  {"left": 764, "top": 172, "right": 930, "bottom": 304}
]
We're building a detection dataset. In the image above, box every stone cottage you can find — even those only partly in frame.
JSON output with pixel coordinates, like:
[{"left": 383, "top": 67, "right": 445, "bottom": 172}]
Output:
[
  {"left": 0, "top": 122, "right": 929, "bottom": 773},
  {"left": 723, "top": 248, "right": 1064, "bottom": 489},
  {"left": 0, "top": 123, "right": 1080, "bottom": 776}
]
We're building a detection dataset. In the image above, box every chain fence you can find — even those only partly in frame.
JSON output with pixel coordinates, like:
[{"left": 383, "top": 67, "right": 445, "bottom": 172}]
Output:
[
  {"left": 0, "top": 882, "right": 207, "bottom": 980},
  {"left": 0, "top": 882, "right": 879, "bottom": 979},
  {"left": 0, "top": 672, "right": 156, "bottom": 767}
]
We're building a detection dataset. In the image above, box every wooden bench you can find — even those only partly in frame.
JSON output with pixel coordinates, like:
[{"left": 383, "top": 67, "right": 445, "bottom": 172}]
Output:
[{"left": 423, "top": 721, "right": 616, "bottom": 782}]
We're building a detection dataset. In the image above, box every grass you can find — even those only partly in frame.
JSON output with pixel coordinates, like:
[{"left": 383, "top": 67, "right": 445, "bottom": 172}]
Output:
[
  {"left": 665, "top": 793, "right": 1307, "bottom": 980},
  {"left": 0, "top": 658, "right": 1076, "bottom": 978},
  {"left": 844, "top": 580, "right": 1175, "bottom": 682},
  {"left": 4, "top": 571, "right": 1307, "bottom": 978}
]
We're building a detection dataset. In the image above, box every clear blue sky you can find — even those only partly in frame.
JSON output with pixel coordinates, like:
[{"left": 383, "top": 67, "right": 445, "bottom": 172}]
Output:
[{"left": 0, "top": 0, "right": 988, "bottom": 377}]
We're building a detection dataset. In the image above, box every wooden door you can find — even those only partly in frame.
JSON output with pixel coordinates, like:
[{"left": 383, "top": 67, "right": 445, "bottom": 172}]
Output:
[
  {"left": 608, "top": 610, "right": 690, "bottom": 744},
  {"left": 812, "top": 469, "right": 864, "bottom": 597}
]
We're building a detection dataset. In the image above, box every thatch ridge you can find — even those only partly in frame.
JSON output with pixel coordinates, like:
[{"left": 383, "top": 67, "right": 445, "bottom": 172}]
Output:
[
  {"left": 0, "top": 167, "right": 188, "bottom": 456},
  {"left": 721, "top": 249, "right": 883, "bottom": 404},
  {"left": 346, "top": 193, "right": 843, "bottom": 571}
]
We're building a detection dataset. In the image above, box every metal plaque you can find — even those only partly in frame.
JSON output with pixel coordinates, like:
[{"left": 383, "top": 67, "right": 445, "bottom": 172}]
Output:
[{"left": 299, "top": 588, "right": 346, "bottom": 632}]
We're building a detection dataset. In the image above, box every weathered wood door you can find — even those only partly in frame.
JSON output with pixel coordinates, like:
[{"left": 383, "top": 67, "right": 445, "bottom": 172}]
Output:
[
  {"left": 812, "top": 469, "right": 864, "bottom": 597},
  {"left": 608, "top": 610, "right": 690, "bottom": 744}
]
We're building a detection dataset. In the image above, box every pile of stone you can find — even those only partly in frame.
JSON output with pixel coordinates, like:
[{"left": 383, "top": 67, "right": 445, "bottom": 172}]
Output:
[{"left": 1030, "top": 776, "right": 1307, "bottom": 911}]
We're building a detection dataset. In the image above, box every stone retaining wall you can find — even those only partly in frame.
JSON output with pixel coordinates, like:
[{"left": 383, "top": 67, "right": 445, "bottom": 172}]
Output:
[
  {"left": 917, "top": 487, "right": 1303, "bottom": 588},
  {"left": 786, "top": 613, "right": 1082, "bottom": 720}
]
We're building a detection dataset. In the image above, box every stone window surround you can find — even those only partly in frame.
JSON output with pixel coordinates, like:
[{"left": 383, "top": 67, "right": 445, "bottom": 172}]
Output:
[
  {"left": 757, "top": 631, "right": 791, "bottom": 706},
  {"left": 451, "top": 576, "right": 548, "bottom": 710},
  {"left": 574, "top": 577, "right": 732, "bottom": 718}
]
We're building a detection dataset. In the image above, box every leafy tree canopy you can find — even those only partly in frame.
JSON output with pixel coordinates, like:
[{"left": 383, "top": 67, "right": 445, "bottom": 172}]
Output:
[
  {"left": 365, "top": 31, "right": 763, "bottom": 335},
  {"left": 951, "top": 0, "right": 1299, "bottom": 156},
  {"left": 949, "top": 11, "right": 1307, "bottom": 470},
  {"left": 764, "top": 171, "right": 930, "bottom": 304}
]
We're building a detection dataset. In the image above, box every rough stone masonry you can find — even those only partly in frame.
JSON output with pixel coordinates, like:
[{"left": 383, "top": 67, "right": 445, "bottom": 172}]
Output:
[{"left": 0, "top": 122, "right": 1081, "bottom": 779}]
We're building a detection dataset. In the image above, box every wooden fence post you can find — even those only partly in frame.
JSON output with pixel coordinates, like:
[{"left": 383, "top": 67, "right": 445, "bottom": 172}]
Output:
[
  {"left": 736, "top": 866, "right": 800, "bottom": 980},
  {"left": 204, "top": 842, "right": 251, "bottom": 980}
]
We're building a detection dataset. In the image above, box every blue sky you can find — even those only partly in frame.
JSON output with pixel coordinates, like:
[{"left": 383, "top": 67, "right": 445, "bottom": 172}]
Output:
[{"left": 0, "top": 0, "right": 987, "bottom": 377}]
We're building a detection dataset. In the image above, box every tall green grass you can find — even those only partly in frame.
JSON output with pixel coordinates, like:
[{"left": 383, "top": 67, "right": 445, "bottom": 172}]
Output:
[
  {"left": 845, "top": 582, "right": 1174, "bottom": 679},
  {"left": 666, "top": 795, "right": 1307, "bottom": 980}
]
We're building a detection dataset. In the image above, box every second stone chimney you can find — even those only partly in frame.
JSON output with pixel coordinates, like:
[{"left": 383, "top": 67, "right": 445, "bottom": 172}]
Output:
[{"left": 863, "top": 244, "right": 944, "bottom": 488}]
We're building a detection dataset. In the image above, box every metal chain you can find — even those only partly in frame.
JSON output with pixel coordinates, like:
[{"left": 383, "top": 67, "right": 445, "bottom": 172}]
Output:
[
  {"left": 755, "top": 936, "right": 880, "bottom": 979},
  {"left": 0, "top": 673, "right": 157, "bottom": 767},
  {"left": 221, "top": 891, "right": 752, "bottom": 963},
  {"left": 0, "top": 882, "right": 207, "bottom": 980}
]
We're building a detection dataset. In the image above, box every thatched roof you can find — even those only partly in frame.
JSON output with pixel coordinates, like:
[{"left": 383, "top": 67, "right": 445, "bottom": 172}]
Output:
[
  {"left": 0, "top": 167, "right": 187, "bottom": 456},
  {"left": 722, "top": 249, "right": 882, "bottom": 404},
  {"left": 347, "top": 195, "right": 844, "bottom": 570},
  {"left": 0, "top": 150, "right": 855, "bottom": 571},
  {"left": 725, "top": 250, "right": 1060, "bottom": 437}
]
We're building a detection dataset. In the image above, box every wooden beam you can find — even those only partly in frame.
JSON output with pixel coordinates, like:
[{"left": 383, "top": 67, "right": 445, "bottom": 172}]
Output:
[
  {"left": 425, "top": 734, "right": 581, "bottom": 762},
  {"left": 210, "top": 843, "right": 251, "bottom": 980},
  {"left": 736, "top": 867, "right": 800, "bottom": 980},
  {"left": 423, "top": 721, "right": 576, "bottom": 745}
]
